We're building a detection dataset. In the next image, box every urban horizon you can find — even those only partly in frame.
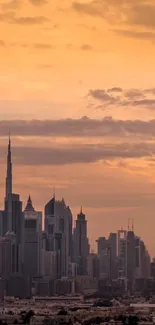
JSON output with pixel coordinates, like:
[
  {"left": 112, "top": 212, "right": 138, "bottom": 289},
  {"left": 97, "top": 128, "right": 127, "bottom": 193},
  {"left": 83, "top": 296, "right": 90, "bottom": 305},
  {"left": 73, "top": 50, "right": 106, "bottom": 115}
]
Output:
[{"left": 0, "top": 136, "right": 151, "bottom": 258}]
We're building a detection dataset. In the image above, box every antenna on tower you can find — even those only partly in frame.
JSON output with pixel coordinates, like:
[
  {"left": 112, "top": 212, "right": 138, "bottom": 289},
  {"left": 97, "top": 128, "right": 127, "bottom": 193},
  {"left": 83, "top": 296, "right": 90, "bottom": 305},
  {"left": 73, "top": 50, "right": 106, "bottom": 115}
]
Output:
[
  {"left": 53, "top": 187, "right": 55, "bottom": 199},
  {"left": 132, "top": 218, "right": 134, "bottom": 231},
  {"left": 128, "top": 218, "right": 130, "bottom": 231}
]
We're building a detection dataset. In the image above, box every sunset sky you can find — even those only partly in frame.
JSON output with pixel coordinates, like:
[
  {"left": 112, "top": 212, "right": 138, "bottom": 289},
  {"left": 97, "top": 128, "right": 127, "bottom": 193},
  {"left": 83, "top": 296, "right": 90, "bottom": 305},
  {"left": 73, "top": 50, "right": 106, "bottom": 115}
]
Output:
[{"left": 1, "top": 0, "right": 155, "bottom": 255}]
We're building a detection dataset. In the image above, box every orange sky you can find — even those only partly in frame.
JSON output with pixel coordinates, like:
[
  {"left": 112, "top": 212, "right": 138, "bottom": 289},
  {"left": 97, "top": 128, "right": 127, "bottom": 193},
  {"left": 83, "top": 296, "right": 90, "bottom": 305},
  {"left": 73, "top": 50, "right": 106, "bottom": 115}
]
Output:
[{"left": 1, "top": 0, "right": 155, "bottom": 255}]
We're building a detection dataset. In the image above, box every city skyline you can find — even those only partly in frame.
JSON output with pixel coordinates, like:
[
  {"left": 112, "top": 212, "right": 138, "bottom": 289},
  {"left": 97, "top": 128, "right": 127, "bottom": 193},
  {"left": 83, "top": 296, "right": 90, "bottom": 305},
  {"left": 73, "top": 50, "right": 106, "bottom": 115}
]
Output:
[
  {"left": 0, "top": 136, "right": 151, "bottom": 258},
  {"left": 1, "top": 0, "right": 155, "bottom": 256}
]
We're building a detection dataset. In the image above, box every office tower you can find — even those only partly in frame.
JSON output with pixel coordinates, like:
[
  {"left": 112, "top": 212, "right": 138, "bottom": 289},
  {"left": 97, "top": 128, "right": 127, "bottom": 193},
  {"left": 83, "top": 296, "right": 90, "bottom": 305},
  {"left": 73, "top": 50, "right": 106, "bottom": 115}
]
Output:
[
  {"left": 24, "top": 196, "right": 42, "bottom": 277},
  {"left": 117, "top": 229, "right": 127, "bottom": 280},
  {"left": 0, "top": 232, "right": 17, "bottom": 278},
  {"left": 44, "top": 196, "right": 73, "bottom": 277},
  {"left": 87, "top": 253, "right": 100, "bottom": 279},
  {"left": 135, "top": 236, "right": 141, "bottom": 278},
  {"left": 0, "top": 211, "right": 4, "bottom": 237},
  {"left": 140, "top": 240, "right": 150, "bottom": 278},
  {"left": 108, "top": 232, "right": 117, "bottom": 280},
  {"left": 43, "top": 250, "right": 57, "bottom": 278},
  {"left": 96, "top": 237, "right": 107, "bottom": 255},
  {"left": 127, "top": 230, "right": 136, "bottom": 292},
  {"left": 3, "top": 137, "right": 24, "bottom": 273},
  {"left": 73, "top": 208, "right": 89, "bottom": 275}
]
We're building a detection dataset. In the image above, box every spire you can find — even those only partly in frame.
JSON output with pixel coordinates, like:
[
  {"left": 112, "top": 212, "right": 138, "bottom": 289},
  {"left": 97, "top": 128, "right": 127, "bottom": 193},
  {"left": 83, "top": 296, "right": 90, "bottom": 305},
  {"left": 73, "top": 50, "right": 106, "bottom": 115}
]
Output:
[
  {"left": 80, "top": 206, "right": 83, "bottom": 214},
  {"left": 128, "top": 218, "right": 130, "bottom": 231},
  {"left": 5, "top": 134, "right": 12, "bottom": 199},
  {"left": 53, "top": 187, "right": 55, "bottom": 199},
  {"left": 24, "top": 195, "right": 35, "bottom": 212},
  {"left": 132, "top": 218, "right": 134, "bottom": 231}
]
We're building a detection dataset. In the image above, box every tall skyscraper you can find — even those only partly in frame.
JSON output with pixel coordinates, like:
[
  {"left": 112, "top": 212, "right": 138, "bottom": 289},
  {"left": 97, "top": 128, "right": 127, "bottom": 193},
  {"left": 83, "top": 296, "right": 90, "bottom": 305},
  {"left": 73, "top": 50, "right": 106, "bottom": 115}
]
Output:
[
  {"left": 73, "top": 208, "right": 89, "bottom": 275},
  {"left": 3, "top": 137, "right": 24, "bottom": 273},
  {"left": 108, "top": 232, "right": 117, "bottom": 280},
  {"left": 127, "top": 230, "right": 136, "bottom": 292},
  {"left": 24, "top": 196, "right": 42, "bottom": 277},
  {"left": 44, "top": 196, "right": 73, "bottom": 277},
  {"left": 117, "top": 229, "right": 127, "bottom": 280},
  {"left": 5, "top": 135, "right": 12, "bottom": 199}
]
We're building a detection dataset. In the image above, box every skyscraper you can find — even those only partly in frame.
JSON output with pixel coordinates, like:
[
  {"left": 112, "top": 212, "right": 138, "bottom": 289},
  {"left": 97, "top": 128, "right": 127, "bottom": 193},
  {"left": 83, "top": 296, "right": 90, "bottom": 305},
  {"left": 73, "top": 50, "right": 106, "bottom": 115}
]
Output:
[
  {"left": 3, "top": 137, "right": 24, "bottom": 273},
  {"left": 73, "top": 208, "right": 89, "bottom": 275},
  {"left": 117, "top": 229, "right": 127, "bottom": 280},
  {"left": 127, "top": 230, "right": 136, "bottom": 292},
  {"left": 24, "top": 196, "right": 42, "bottom": 277},
  {"left": 44, "top": 196, "right": 73, "bottom": 277}
]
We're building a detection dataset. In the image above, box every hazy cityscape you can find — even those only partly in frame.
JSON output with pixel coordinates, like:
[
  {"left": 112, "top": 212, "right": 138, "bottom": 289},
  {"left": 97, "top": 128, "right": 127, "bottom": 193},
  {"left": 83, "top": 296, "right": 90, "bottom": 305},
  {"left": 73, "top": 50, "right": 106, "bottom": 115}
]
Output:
[{"left": 0, "top": 136, "right": 153, "bottom": 302}]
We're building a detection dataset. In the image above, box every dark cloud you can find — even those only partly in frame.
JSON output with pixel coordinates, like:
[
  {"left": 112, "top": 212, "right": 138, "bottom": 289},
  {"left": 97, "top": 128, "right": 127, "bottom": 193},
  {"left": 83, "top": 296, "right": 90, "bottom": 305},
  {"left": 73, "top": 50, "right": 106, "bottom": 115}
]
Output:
[
  {"left": 0, "top": 142, "right": 154, "bottom": 166},
  {"left": 89, "top": 89, "right": 120, "bottom": 105},
  {"left": 89, "top": 88, "right": 155, "bottom": 110},
  {"left": 128, "top": 3, "right": 155, "bottom": 29},
  {"left": 132, "top": 99, "right": 155, "bottom": 107},
  {"left": 72, "top": 0, "right": 155, "bottom": 30},
  {"left": 2, "top": 117, "right": 155, "bottom": 138},
  {"left": 112, "top": 29, "right": 155, "bottom": 40},
  {"left": 72, "top": 1, "right": 103, "bottom": 17}
]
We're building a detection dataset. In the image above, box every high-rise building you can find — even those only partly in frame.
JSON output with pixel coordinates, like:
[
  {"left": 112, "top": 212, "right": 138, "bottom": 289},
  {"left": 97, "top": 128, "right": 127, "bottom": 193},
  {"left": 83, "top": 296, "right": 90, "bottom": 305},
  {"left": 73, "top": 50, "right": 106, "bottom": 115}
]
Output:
[
  {"left": 127, "top": 230, "right": 136, "bottom": 292},
  {"left": 73, "top": 208, "right": 89, "bottom": 275},
  {"left": 117, "top": 229, "right": 127, "bottom": 280},
  {"left": 44, "top": 197, "right": 73, "bottom": 277},
  {"left": 87, "top": 253, "right": 100, "bottom": 279},
  {"left": 3, "top": 137, "right": 24, "bottom": 273},
  {"left": 24, "top": 196, "right": 42, "bottom": 277},
  {"left": 108, "top": 232, "right": 117, "bottom": 280},
  {"left": 96, "top": 237, "right": 107, "bottom": 255},
  {"left": 0, "top": 232, "right": 17, "bottom": 279}
]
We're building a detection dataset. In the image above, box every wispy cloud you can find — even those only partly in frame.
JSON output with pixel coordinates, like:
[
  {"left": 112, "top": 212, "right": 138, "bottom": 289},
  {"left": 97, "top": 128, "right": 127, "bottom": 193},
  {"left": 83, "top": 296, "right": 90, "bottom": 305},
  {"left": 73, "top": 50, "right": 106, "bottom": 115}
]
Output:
[
  {"left": 112, "top": 29, "right": 155, "bottom": 40},
  {"left": 88, "top": 87, "right": 155, "bottom": 110},
  {"left": 11, "top": 15, "right": 49, "bottom": 25}
]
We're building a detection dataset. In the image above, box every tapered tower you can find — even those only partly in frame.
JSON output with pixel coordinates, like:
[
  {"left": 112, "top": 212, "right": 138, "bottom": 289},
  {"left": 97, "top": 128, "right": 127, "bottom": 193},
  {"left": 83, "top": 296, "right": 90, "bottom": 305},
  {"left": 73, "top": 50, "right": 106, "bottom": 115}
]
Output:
[{"left": 5, "top": 135, "right": 12, "bottom": 199}]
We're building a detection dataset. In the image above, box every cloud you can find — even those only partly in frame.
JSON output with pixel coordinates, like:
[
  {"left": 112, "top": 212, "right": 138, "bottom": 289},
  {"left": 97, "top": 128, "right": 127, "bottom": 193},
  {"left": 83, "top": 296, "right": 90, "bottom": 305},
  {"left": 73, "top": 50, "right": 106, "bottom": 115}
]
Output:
[
  {"left": 108, "top": 87, "right": 123, "bottom": 93},
  {"left": 72, "top": 1, "right": 103, "bottom": 17},
  {"left": 88, "top": 87, "right": 155, "bottom": 110},
  {"left": 1, "top": 0, "right": 20, "bottom": 10},
  {"left": 33, "top": 43, "right": 54, "bottom": 49},
  {"left": 2, "top": 117, "right": 155, "bottom": 138},
  {"left": 80, "top": 44, "right": 94, "bottom": 51},
  {"left": 11, "top": 16, "right": 49, "bottom": 25},
  {"left": 112, "top": 29, "right": 155, "bottom": 40},
  {"left": 72, "top": 0, "right": 155, "bottom": 30},
  {"left": 0, "top": 40, "right": 54, "bottom": 50},
  {"left": 29, "top": 0, "right": 47, "bottom": 5},
  {"left": 0, "top": 142, "right": 154, "bottom": 166},
  {"left": 0, "top": 40, "right": 5, "bottom": 46},
  {"left": 66, "top": 43, "right": 95, "bottom": 52},
  {"left": 89, "top": 89, "right": 120, "bottom": 105}
]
